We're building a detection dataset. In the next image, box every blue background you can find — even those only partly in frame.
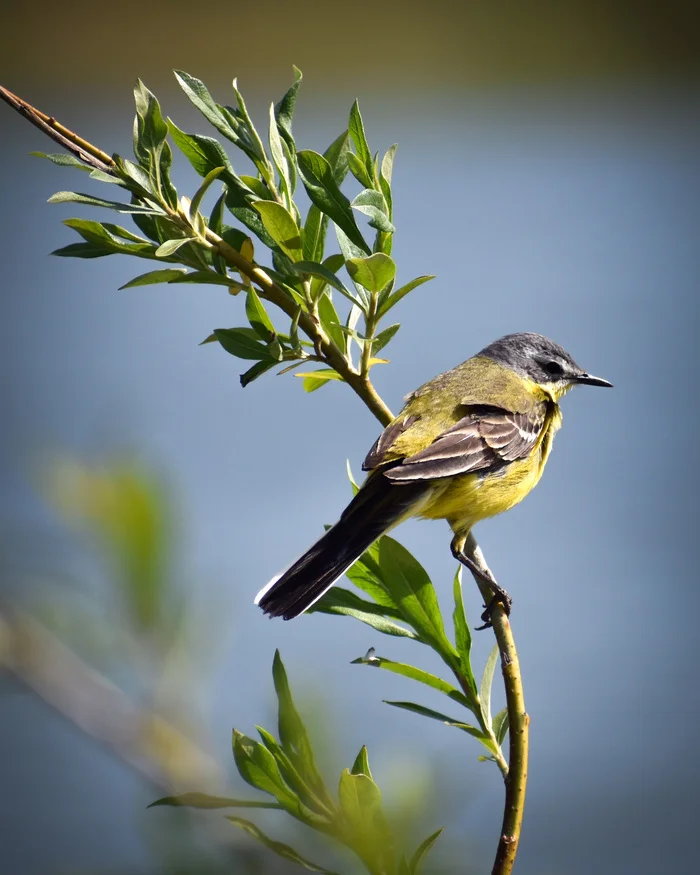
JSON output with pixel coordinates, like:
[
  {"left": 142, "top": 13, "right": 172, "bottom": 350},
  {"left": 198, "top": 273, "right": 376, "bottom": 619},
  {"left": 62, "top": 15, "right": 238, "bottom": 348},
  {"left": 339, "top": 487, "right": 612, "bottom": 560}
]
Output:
[{"left": 1, "top": 4, "right": 699, "bottom": 873}]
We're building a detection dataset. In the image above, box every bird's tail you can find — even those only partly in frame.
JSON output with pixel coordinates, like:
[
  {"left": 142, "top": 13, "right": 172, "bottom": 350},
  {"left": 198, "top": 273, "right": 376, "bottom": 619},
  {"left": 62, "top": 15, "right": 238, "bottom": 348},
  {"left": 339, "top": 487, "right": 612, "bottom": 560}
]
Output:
[{"left": 255, "top": 473, "right": 429, "bottom": 620}]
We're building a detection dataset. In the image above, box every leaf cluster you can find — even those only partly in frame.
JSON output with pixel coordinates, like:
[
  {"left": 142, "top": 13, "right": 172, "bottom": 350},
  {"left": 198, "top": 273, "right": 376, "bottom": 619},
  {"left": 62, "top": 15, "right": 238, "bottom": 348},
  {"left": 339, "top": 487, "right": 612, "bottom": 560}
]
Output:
[
  {"left": 153, "top": 651, "right": 442, "bottom": 875},
  {"left": 311, "top": 527, "right": 509, "bottom": 770},
  {"left": 38, "top": 70, "right": 434, "bottom": 390}
]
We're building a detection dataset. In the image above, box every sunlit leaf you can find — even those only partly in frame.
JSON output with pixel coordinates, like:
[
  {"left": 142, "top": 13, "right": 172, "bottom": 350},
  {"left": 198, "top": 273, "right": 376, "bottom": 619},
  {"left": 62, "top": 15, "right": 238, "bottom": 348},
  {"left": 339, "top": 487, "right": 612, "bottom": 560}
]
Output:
[
  {"left": 480, "top": 645, "right": 500, "bottom": 731},
  {"left": 253, "top": 201, "right": 302, "bottom": 260},
  {"left": 377, "top": 537, "right": 459, "bottom": 664},
  {"left": 295, "top": 369, "right": 344, "bottom": 393},
  {"left": 346, "top": 253, "right": 396, "bottom": 294},
  {"left": 377, "top": 274, "right": 435, "bottom": 317},
  {"left": 493, "top": 707, "right": 510, "bottom": 746},
  {"left": 119, "top": 268, "right": 188, "bottom": 289}
]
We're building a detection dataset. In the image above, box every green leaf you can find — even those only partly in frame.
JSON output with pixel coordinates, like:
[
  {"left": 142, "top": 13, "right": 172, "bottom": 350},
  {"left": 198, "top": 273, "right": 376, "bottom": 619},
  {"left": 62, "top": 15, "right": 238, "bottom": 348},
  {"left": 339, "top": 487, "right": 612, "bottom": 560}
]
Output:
[
  {"left": 351, "top": 745, "right": 372, "bottom": 778},
  {"left": 240, "top": 359, "right": 277, "bottom": 387},
  {"left": 255, "top": 727, "right": 333, "bottom": 822},
  {"left": 302, "top": 132, "right": 349, "bottom": 262},
  {"left": 347, "top": 151, "right": 372, "bottom": 188},
  {"left": 226, "top": 191, "right": 277, "bottom": 250},
  {"left": 294, "top": 260, "right": 362, "bottom": 308},
  {"left": 272, "top": 651, "right": 327, "bottom": 799},
  {"left": 480, "top": 645, "right": 500, "bottom": 731},
  {"left": 316, "top": 293, "right": 345, "bottom": 351},
  {"left": 173, "top": 70, "right": 238, "bottom": 142},
  {"left": 189, "top": 166, "right": 224, "bottom": 220},
  {"left": 381, "top": 144, "right": 398, "bottom": 186},
  {"left": 231, "top": 77, "right": 269, "bottom": 167},
  {"left": 232, "top": 731, "right": 297, "bottom": 804},
  {"left": 158, "top": 139, "right": 178, "bottom": 209},
  {"left": 351, "top": 189, "right": 395, "bottom": 233},
  {"left": 371, "top": 323, "right": 400, "bottom": 354},
  {"left": 215, "top": 327, "right": 275, "bottom": 361},
  {"left": 133, "top": 80, "right": 168, "bottom": 169},
  {"left": 493, "top": 708, "right": 510, "bottom": 746},
  {"left": 119, "top": 268, "right": 188, "bottom": 289},
  {"left": 344, "top": 549, "right": 397, "bottom": 609},
  {"left": 112, "top": 155, "right": 154, "bottom": 197},
  {"left": 154, "top": 237, "right": 191, "bottom": 257},
  {"left": 377, "top": 537, "right": 458, "bottom": 662},
  {"left": 324, "top": 130, "right": 351, "bottom": 185},
  {"left": 253, "top": 201, "right": 302, "bottom": 260},
  {"left": 346, "top": 253, "right": 396, "bottom": 295},
  {"left": 311, "top": 585, "right": 402, "bottom": 621},
  {"left": 226, "top": 817, "right": 339, "bottom": 874},
  {"left": 303, "top": 205, "right": 326, "bottom": 263},
  {"left": 311, "top": 591, "right": 416, "bottom": 638},
  {"left": 268, "top": 102, "right": 292, "bottom": 201},
  {"left": 383, "top": 702, "right": 487, "bottom": 741},
  {"left": 31, "top": 151, "right": 93, "bottom": 172},
  {"left": 295, "top": 369, "right": 344, "bottom": 393},
  {"left": 352, "top": 655, "right": 471, "bottom": 706},
  {"left": 169, "top": 270, "right": 244, "bottom": 289},
  {"left": 168, "top": 119, "right": 232, "bottom": 178},
  {"left": 348, "top": 100, "right": 372, "bottom": 179},
  {"left": 148, "top": 793, "right": 283, "bottom": 810},
  {"left": 377, "top": 274, "right": 435, "bottom": 317},
  {"left": 52, "top": 241, "right": 111, "bottom": 259},
  {"left": 61, "top": 218, "right": 160, "bottom": 260},
  {"left": 452, "top": 567, "right": 479, "bottom": 705},
  {"left": 274, "top": 66, "right": 303, "bottom": 148},
  {"left": 338, "top": 769, "right": 394, "bottom": 872},
  {"left": 245, "top": 289, "right": 276, "bottom": 340},
  {"left": 408, "top": 828, "right": 444, "bottom": 874},
  {"left": 297, "top": 150, "right": 369, "bottom": 255}
]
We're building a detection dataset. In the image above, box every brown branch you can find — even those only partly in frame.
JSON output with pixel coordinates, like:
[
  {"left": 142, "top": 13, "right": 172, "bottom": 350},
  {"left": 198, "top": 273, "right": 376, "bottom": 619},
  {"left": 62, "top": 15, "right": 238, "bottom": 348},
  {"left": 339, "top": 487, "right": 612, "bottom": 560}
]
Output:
[{"left": 0, "top": 85, "right": 114, "bottom": 172}]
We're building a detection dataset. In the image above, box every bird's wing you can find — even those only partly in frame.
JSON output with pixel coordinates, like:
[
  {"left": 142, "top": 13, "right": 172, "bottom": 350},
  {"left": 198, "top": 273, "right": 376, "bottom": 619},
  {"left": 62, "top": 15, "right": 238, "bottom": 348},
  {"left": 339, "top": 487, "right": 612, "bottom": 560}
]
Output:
[{"left": 374, "top": 404, "right": 547, "bottom": 482}]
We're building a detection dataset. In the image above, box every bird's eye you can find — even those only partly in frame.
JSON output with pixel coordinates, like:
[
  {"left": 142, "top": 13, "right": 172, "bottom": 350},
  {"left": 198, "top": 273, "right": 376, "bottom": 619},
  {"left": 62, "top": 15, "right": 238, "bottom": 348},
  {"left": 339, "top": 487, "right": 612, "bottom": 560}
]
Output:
[{"left": 544, "top": 360, "right": 564, "bottom": 377}]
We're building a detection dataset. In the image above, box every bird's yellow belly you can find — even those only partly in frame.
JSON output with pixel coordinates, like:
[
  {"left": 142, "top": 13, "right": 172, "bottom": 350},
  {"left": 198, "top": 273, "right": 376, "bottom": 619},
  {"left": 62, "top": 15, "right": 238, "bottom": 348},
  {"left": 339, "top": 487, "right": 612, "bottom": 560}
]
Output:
[{"left": 416, "top": 451, "right": 547, "bottom": 535}]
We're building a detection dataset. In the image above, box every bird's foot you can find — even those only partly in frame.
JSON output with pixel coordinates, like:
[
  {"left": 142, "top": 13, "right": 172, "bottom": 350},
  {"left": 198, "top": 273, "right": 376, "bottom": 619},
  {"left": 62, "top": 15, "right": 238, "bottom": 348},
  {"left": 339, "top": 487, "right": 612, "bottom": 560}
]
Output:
[{"left": 475, "top": 589, "right": 513, "bottom": 630}]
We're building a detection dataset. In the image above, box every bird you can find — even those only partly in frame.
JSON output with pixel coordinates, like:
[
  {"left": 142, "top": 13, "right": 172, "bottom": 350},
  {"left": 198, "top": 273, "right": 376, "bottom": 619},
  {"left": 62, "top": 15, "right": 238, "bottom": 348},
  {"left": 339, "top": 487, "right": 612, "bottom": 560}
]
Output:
[{"left": 255, "top": 332, "right": 612, "bottom": 621}]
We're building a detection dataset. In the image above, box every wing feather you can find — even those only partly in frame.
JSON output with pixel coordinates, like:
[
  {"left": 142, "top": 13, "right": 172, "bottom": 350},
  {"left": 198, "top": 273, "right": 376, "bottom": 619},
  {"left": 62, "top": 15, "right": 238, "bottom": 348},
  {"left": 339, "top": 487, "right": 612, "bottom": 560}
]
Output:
[{"left": 384, "top": 404, "right": 546, "bottom": 482}]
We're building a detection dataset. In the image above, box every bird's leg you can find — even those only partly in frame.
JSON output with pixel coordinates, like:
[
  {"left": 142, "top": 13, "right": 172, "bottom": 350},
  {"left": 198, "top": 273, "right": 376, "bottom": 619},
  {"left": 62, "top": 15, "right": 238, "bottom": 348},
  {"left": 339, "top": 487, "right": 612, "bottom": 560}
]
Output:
[{"left": 450, "top": 533, "right": 512, "bottom": 629}]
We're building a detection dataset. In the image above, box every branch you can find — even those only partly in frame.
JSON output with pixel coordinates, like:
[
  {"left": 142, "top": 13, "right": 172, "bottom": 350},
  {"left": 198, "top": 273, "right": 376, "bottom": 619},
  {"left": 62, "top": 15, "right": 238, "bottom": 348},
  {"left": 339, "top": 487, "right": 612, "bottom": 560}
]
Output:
[
  {"left": 463, "top": 534, "right": 528, "bottom": 875},
  {"left": 0, "top": 84, "right": 393, "bottom": 426},
  {"left": 1, "top": 82, "right": 528, "bottom": 875}
]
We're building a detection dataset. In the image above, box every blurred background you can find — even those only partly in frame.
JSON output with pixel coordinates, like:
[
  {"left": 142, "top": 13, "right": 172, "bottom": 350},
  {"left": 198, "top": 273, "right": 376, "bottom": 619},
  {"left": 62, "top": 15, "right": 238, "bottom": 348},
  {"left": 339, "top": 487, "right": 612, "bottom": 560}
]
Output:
[{"left": 1, "top": 2, "right": 699, "bottom": 873}]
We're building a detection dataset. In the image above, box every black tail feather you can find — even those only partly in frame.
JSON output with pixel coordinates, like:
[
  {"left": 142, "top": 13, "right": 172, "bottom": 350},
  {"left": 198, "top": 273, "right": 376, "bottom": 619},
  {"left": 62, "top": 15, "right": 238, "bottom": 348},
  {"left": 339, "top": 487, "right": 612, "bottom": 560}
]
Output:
[{"left": 256, "top": 474, "right": 428, "bottom": 620}]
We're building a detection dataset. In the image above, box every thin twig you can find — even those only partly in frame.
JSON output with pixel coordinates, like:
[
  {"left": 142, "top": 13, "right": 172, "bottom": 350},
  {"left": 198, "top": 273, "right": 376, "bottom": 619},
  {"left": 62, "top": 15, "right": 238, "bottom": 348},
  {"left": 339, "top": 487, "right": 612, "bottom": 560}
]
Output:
[{"left": 0, "top": 84, "right": 528, "bottom": 875}]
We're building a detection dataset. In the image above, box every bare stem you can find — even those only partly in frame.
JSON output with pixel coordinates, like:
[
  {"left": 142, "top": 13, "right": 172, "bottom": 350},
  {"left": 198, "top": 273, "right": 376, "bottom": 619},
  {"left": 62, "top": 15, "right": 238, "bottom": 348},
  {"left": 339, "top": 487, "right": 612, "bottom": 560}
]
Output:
[
  {"left": 1, "top": 83, "right": 528, "bottom": 875},
  {"left": 463, "top": 534, "right": 528, "bottom": 875}
]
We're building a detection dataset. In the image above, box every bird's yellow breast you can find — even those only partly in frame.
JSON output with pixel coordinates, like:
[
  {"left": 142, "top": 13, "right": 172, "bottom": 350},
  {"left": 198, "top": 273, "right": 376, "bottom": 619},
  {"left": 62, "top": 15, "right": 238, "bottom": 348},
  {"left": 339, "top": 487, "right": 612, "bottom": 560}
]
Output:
[{"left": 415, "top": 403, "right": 562, "bottom": 535}]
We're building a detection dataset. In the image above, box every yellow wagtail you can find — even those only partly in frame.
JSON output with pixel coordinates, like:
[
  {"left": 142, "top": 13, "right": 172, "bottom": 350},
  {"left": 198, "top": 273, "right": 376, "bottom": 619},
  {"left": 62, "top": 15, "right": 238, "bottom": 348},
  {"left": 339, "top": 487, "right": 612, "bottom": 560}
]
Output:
[{"left": 255, "top": 333, "right": 611, "bottom": 622}]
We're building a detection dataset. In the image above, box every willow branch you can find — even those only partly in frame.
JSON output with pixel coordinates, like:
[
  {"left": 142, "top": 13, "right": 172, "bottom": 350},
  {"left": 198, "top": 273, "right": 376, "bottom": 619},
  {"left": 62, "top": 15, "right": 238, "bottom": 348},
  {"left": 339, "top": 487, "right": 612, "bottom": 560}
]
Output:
[
  {"left": 1, "top": 82, "right": 527, "bottom": 875},
  {"left": 0, "top": 84, "right": 393, "bottom": 424}
]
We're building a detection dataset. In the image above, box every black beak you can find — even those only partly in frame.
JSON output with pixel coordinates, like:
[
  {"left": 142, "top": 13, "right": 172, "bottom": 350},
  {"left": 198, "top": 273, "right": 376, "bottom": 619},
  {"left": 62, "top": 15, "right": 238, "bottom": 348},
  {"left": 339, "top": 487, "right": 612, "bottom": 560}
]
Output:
[{"left": 574, "top": 373, "right": 613, "bottom": 388}]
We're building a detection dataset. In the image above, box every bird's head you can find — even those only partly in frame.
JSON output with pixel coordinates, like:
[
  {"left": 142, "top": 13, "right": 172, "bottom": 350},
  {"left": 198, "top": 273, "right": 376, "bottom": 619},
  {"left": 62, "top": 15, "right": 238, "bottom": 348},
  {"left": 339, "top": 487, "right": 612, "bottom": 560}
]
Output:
[{"left": 478, "top": 332, "right": 612, "bottom": 401}]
